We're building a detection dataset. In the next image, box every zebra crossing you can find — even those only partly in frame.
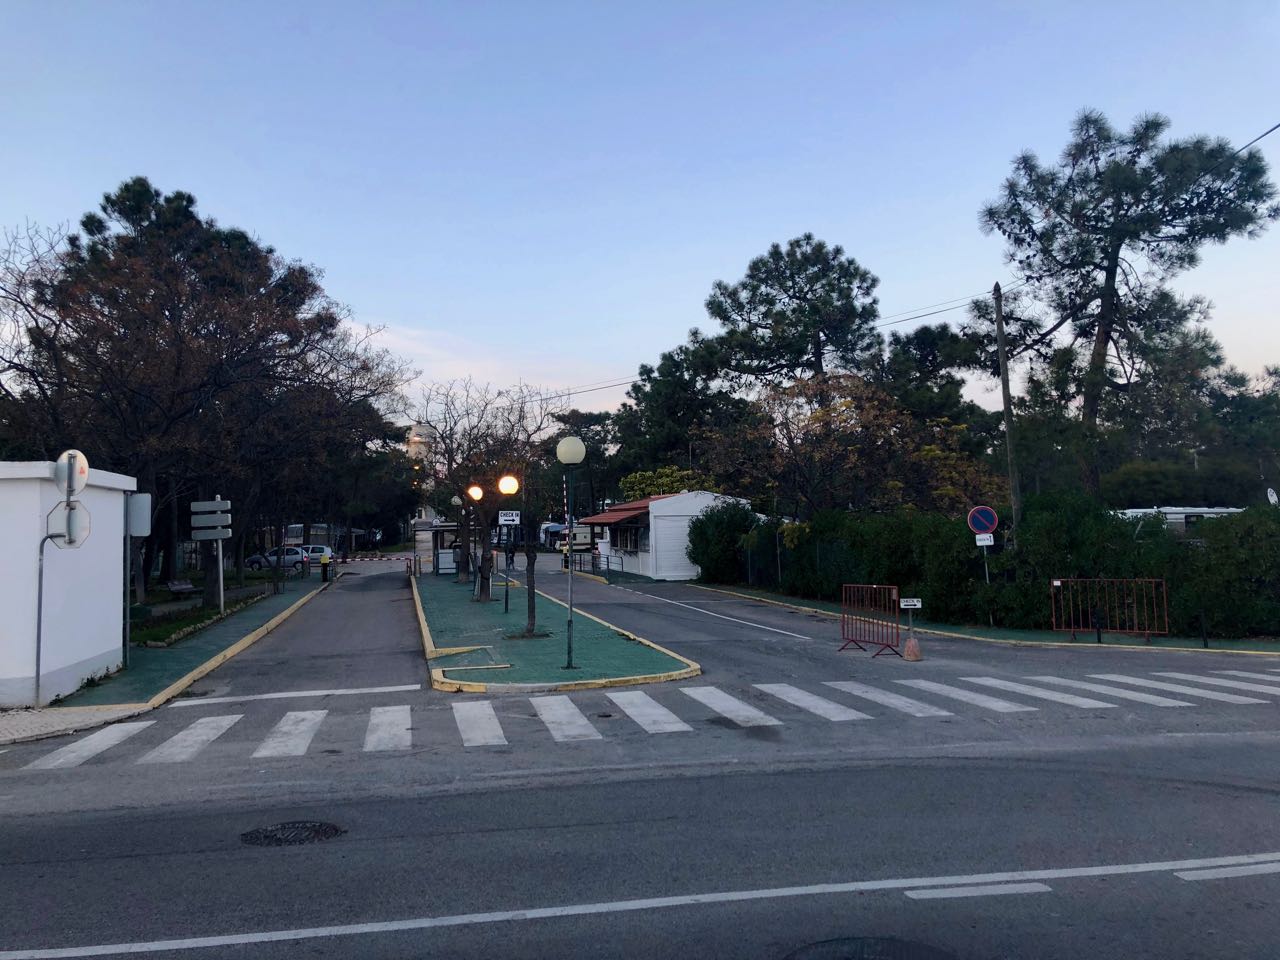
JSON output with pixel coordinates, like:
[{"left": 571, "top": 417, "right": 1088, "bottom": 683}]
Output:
[{"left": 14, "top": 667, "right": 1280, "bottom": 771}]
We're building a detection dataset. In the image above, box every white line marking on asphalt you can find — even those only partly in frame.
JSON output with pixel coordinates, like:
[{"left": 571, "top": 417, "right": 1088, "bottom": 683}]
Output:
[
  {"left": 169, "top": 684, "right": 421, "bottom": 707},
  {"left": 638, "top": 592, "right": 812, "bottom": 639},
  {"left": 823, "top": 680, "right": 953, "bottom": 717},
  {"left": 1025, "top": 676, "right": 1193, "bottom": 706},
  {"left": 754, "top": 684, "right": 871, "bottom": 721},
  {"left": 451, "top": 702, "right": 507, "bottom": 746},
  {"left": 1154, "top": 672, "right": 1280, "bottom": 696},
  {"left": 363, "top": 706, "right": 412, "bottom": 752},
  {"left": 1215, "top": 670, "right": 1280, "bottom": 682},
  {"left": 960, "top": 677, "right": 1117, "bottom": 709},
  {"left": 7, "top": 851, "right": 1280, "bottom": 958},
  {"left": 530, "top": 696, "right": 603, "bottom": 741},
  {"left": 1175, "top": 862, "right": 1280, "bottom": 881},
  {"left": 137, "top": 716, "right": 241, "bottom": 764},
  {"left": 1089, "top": 675, "right": 1267, "bottom": 704},
  {"left": 605, "top": 692, "right": 692, "bottom": 733},
  {"left": 896, "top": 679, "right": 1036, "bottom": 713},
  {"left": 905, "top": 882, "right": 1051, "bottom": 900},
  {"left": 24, "top": 722, "right": 155, "bottom": 770},
  {"left": 251, "top": 711, "right": 327, "bottom": 758},
  {"left": 681, "top": 686, "right": 782, "bottom": 726}
]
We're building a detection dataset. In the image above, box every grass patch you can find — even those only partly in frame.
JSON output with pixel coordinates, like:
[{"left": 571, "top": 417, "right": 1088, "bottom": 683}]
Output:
[{"left": 130, "top": 594, "right": 266, "bottom": 647}]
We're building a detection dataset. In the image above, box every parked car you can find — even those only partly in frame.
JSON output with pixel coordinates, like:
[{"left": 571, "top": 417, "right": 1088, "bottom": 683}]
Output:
[
  {"left": 246, "top": 546, "right": 307, "bottom": 571},
  {"left": 302, "top": 544, "right": 333, "bottom": 563}
]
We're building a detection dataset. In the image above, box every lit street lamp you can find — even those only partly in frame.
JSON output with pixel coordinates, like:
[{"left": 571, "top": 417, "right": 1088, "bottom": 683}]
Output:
[{"left": 556, "top": 436, "right": 586, "bottom": 669}]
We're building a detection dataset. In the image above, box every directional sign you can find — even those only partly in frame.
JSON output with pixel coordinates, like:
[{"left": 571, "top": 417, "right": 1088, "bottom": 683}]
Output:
[
  {"left": 191, "top": 527, "right": 232, "bottom": 541},
  {"left": 498, "top": 510, "right": 521, "bottom": 526},
  {"left": 975, "top": 532, "right": 995, "bottom": 547},
  {"left": 900, "top": 598, "right": 922, "bottom": 610},
  {"left": 54, "top": 449, "right": 90, "bottom": 497},
  {"left": 191, "top": 513, "right": 231, "bottom": 528},
  {"left": 191, "top": 499, "right": 231, "bottom": 513},
  {"left": 967, "top": 505, "right": 999, "bottom": 535}
]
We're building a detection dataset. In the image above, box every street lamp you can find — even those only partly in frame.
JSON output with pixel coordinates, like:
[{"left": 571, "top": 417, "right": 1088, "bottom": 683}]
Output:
[
  {"left": 556, "top": 436, "right": 586, "bottom": 669},
  {"left": 498, "top": 474, "right": 519, "bottom": 495}
]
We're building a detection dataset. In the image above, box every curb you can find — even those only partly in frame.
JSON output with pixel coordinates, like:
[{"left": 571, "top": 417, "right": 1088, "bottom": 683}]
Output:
[
  {"left": 1, "top": 577, "right": 338, "bottom": 745},
  {"left": 410, "top": 574, "right": 701, "bottom": 693},
  {"left": 689, "top": 583, "right": 1280, "bottom": 658}
]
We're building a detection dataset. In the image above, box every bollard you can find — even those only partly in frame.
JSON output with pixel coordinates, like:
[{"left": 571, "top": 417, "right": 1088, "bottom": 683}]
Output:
[{"left": 321, "top": 555, "right": 330, "bottom": 583}]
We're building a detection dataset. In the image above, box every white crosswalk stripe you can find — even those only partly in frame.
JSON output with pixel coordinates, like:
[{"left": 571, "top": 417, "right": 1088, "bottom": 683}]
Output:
[
  {"left": 25, "top": 721, "right": 155, "bottom": 770},
  {"left": 363, "top": 705, "right": 412, "bottom": 751},
  {"left": 606, "top": 691, "right": 692, "bottom": 733},
  {"left": 755, "top": 684, "right": 871, "bottom": 721},
  {"left": 452, "top": 701, "right": 507, "bottom": 746},
  {"left": 961, "top": 677, "right": 1117, "bottom": 709},
  {"left": 1089, "top": 675, "right": 1267, "bottom": 704},
  {"left": 1155, "top": 673, "right": 1280, "bottom": 696},
  {"left": 1215, "top": 670, "right": 1280, "bottom": 682},
  {"left": 531, "top": 696, "right": 603, "bottom": 741},
  {"left": 681, "top": 686, "right": 782, "bottom": 726},
  {"left": 138, "top": 715, "right": 242, "bottom": 764},
  {"left": 823, "top": 680, "right": 953, "bottom": 717},
  {"left": 896, "top": 679, "right": 1036, "bottom": 713},
  {"left": 252, "top": 711, "right": 327, "bottom": 757},
  {"left": 1025, "top": 676, "right": 1194, "bottom": 707}
]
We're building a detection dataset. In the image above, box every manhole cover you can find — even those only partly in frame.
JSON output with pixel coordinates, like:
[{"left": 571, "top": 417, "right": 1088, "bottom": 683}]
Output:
[
  {"left": 240, "top": 821, "right": 345, "bottom": 847},
  {"left": 785, "top": 939, "right": 957, "bottom": 960}
]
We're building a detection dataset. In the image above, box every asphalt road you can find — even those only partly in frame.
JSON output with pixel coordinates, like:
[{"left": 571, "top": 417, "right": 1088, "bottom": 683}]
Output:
[{"left": 4, "top": 563, "right": 1280, "bottom": 959}]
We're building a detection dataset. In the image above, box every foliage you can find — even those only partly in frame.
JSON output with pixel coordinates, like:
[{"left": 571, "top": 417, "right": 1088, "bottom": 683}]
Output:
[
  {"left": 619, "top": 466, "right": 719, "bottom": 502},
  {"left": 686, "top": 500, "right": 758, "bottom": 583}
]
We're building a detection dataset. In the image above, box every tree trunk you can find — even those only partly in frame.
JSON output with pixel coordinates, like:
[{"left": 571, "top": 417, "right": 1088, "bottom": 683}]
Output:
[
  {"left": 1079, "top": 248, "right": 1122, "bottom": 496},
  {"left": 524, "top": 538, "right": 538, "bottom": 636}
]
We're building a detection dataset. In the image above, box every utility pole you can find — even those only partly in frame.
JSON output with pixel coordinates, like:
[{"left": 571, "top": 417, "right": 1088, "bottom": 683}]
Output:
[{"left": 993, "top": 282, "right": 1022, "bottom": 544}]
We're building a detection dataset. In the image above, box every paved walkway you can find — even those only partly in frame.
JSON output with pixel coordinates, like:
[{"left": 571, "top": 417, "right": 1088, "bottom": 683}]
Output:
[
  {"left": 416, "top": 570, "right": 696, "bottom": 687},
  {"left": 695, "top": 585, "right": 1280, "bottom": 653}
]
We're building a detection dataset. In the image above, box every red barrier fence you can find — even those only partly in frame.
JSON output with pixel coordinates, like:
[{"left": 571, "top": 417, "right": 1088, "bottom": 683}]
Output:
[
  {"left": 1049, "top": 578, "right": 1169, "bottom": 643},
  {"left": 841, "top": 584, "right": 901, "bottom": 657}
]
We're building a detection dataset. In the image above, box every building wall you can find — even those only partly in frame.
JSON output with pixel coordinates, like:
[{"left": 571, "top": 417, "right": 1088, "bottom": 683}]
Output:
[
  {"left": 0, "top": 462, "right": 136, "bottom": 706},
  {"left": 651, "top": 492, "right": 749, "bottom": 581}
]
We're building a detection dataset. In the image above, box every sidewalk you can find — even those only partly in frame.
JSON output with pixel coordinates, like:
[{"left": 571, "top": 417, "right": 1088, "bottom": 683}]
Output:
[
  {"left": 692, "top": 584, "right": 1280, "bottom": 655},
  {"left": 412, "top": 570, "right": 699, "bottom": 691},
  {"left": 0, "top": 578, "right": 329, "bottom": 744}
]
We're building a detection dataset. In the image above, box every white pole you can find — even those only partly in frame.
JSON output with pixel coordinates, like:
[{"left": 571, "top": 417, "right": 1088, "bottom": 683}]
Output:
[{"left": 215, "top": 492, "right": 225, "bottom": 614}]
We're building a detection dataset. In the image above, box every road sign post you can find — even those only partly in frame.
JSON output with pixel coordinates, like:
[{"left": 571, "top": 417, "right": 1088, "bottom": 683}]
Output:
[
  {"left": 191, "top": 497, "right": 232, "bottom": 614},
  {"left": 498, "top": 511, "right": 520, "bottom": 613},
  {"left": 967, "top": 506, "right": 999, "bottom": 587}
]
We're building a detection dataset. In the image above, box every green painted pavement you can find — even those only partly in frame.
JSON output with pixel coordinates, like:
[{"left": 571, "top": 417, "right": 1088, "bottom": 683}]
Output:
[
  {"left": 416, "top": 572, "right": 690, "bottom": 684},
  {"left": 57, "top": 580, "right": 317, "bottom": 707},
  {"left": 698, "top": 584, "right": 1280, "bottom": 654}
]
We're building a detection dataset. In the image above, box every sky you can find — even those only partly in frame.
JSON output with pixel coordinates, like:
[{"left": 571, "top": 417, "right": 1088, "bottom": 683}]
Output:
[{"left": 2, "top": 0, "right": 1277, "bottom": 414}]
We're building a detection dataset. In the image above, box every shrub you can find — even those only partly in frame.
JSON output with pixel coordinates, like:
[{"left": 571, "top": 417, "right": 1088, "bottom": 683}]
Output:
[{"left": 687, "top": 500, "right": 758, "bottom": 583}]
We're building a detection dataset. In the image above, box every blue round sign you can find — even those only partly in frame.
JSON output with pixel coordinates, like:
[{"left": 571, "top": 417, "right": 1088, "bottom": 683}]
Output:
[{"left": 967, "top": 505, "right": 999, "bottom": 535}]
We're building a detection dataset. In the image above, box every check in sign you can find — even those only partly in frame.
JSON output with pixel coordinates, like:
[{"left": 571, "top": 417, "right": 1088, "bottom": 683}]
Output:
[{"left": 498, "top": 510, "right": 520, "bottom": 526}]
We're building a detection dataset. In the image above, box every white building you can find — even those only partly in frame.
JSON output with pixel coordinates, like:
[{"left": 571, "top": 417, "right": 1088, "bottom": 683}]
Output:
[
  {"left": 581, "top": 491, "right": 750, "bottom": 581},
  {"left": 0, "top": 461, "right": 137, "bottom": 706}
]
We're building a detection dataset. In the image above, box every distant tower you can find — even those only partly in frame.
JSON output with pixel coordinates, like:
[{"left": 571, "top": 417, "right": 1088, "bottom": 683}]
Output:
[{"left": 406, "top": 424, "right": 434, "bottom": 521}]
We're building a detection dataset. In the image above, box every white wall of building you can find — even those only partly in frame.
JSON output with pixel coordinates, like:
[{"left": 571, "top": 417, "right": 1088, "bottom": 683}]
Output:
[
  {"left": 597, "top": 491, "right": 749, "bottom": 581},
  {"left": 0, "top": 462, "right": 136, "bottom": 706}
]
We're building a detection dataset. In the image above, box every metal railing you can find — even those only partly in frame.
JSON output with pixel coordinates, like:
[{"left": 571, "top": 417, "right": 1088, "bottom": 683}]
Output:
[
  {"left": 1049, "top": 578, "right": 1169, "bottom": 643},
  {"left": 840, "top": 584, "right": 901, "bottom": 657}
]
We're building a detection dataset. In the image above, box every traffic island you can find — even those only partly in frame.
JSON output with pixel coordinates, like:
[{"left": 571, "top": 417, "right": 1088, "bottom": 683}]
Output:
[{"left": 411, "top": 572, "right": 700, "bottom": 692}]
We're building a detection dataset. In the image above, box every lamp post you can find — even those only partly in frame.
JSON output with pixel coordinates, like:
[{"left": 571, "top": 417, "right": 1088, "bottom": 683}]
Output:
[
  {"left": 467, "top": 484, "right": 484, "bottom": 597},
  {"left": 556, "top": 436, "right": 586, "bottom": 669},
  {"left": 450, "top": 495, "right": 463, "bottom": 577},
  {"left": 498, "top": 474, "right": 519, "bottom": 612},
  {"left": 463, "top": 477, "right": 520, "bottom": 603}
]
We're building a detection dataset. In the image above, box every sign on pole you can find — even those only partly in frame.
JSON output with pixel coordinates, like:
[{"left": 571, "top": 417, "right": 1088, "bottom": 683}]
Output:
[
  {"left": 191, "top": 497, "right": 232, "bottom": 614},
  {"left": 975, "top": 533, "right": 994, "bottom": 547},
  {"left": 192, "top": 528, "right": 232, "bottom": 541},
  {"left": 498, "top": 510, "right": 521, "bottom": 526},
  {"left": 47, "top": 501, "right": 91, "bottom": 548},
  {"left": 54, "top": 449, "right": 90, "bottom": 497},
  {"left": 967, "top": 505, "right": 999, "bottom": 535},
  {"left": 899, "top": 598, "right": 922, "bottom": 609}
]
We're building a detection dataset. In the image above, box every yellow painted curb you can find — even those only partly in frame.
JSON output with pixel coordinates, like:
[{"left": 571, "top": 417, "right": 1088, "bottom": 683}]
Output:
[
  {"left": 690, "top": 583, "right": 1280, "bottom": 657},
  {"left": 426, "top": 645, "right": 490, "bottom": 660}
]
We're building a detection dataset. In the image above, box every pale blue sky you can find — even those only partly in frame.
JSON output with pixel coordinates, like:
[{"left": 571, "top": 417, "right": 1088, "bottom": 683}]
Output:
[{"left": 2, "top": 1, "right": 1277, "bottom": 410}]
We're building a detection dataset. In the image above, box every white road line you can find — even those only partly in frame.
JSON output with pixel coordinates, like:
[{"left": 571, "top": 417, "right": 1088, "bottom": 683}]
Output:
[
  {"left": 452, "top": 702, "right": 507, "bottom": 747},
  {"left": 823, "top": 680, "right": 953, "bottom": 717},
  {"left": 639, "top": 592, "right": 812, "bottom": 640},
  {"left": 961, "top": 677, "right": 1117, "bottom": 709},
  {"left": 896, "top": 679, "right": 1036, "bottom": 713},
  {"left": 905, "top": 882, "right": 1051, "bottom": 900},
  {"left": 24, "top": 722, "right": 155, "bottom": 770},
  {"left": 251, "top": 711, "right": 327, "bottom": 758},
  {"left": 681, "top": 686, "right": 782, "bottom": 726},
  {"left": 754, "top": 684, "right": 871, "bottom": 721},
  {"left": 1025, "top": 676, "right": 1194, "bottom": 706},
  {"left": 1089, "top": 675, "right": 1267, "bottom": 704},
  {"left": 7, "top": 851, "right": 1280, "bottom": 958},
  {"left": 137, "top": 716, "right": 241, "bottom": 764},
  {"left": 363, "top": 705, "right": 412, "bottom": 752},
  {"left": 1155, "top": 672, "right": 1280, "bottom": 696},
  {"left": 605, "top": 691, "right": 692, "bottom": 733},
  {"left": 1176, "top": 862, "right": 1280, "bottom": 881},
  {"left": 169, "top": 684, "right": 421, "bottom": 707},
  {"left": 1215, "top": 670, "right": 1280, "bottom": 682},
  {"left": 530, "top": 696, "right": 603, "bottom": 742}
]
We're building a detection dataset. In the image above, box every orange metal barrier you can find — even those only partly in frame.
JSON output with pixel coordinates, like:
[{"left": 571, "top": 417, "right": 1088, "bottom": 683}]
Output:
[
  {"left": 841, "top": 584, "right": 901, "bottom": 657},
  {"left": 1049, "top": 578, "right": 1169, "bottom": 643}
]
